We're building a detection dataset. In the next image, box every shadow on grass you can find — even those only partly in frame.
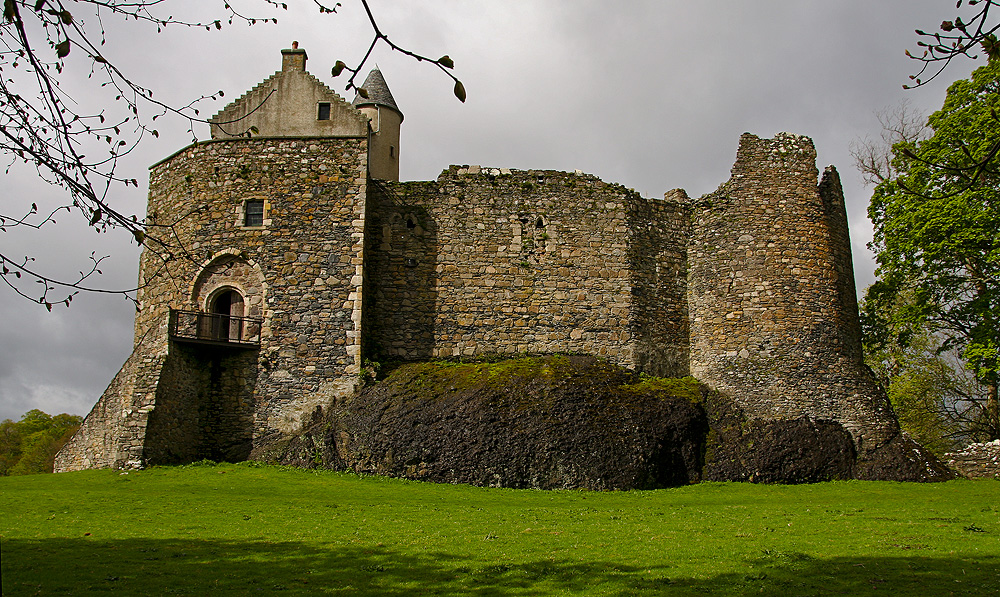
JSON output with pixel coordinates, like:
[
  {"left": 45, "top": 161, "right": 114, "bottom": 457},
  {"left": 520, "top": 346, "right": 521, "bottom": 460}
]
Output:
[{"left": 2, "top": 537, "right": 998, "bottom": 595}]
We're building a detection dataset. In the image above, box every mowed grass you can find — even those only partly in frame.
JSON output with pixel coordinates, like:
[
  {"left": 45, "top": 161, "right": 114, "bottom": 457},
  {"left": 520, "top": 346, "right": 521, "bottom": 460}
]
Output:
[{"left": 1, "top": 463, "right": 998, "bottom": 596}]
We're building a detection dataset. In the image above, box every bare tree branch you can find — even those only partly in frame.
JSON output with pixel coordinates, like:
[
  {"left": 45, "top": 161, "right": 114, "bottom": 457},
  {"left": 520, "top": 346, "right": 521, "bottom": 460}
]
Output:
[
  {"left": 0, "top": 0, "right": 460, "bottom": 309},
  {"left": 850, "top": 100, "right": 930, "bottom": 185},
  {"left": 907, "top": 0, "right": 1000, "bottom": 88}
]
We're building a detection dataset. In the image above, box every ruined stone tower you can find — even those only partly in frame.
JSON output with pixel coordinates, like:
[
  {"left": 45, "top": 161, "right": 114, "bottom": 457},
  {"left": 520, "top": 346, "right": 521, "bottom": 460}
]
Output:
[
  {"left": 55, "top": 46, "right": 901, "bottom": 473},
  {"left": 687, "top": 133, "right": 896, "bottom": 456}
]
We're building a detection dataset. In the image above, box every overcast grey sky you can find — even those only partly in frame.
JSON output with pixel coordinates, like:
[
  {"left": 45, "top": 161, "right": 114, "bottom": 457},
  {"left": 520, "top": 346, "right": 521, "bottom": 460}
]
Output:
[{"left": 0, "top": 1, "right": 978, "bottom": 421}]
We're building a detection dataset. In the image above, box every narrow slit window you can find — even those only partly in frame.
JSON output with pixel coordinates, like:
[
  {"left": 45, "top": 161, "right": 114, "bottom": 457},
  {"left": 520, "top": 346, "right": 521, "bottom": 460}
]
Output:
[
  {"left": 317, "top": 102, "right": 331, "bottom": 120},
  {"left": 389, "top": 145, "right": 396, "bottom": 158},
  {"left": 244, "top": 200, "right": 265, "bottom": 227}
]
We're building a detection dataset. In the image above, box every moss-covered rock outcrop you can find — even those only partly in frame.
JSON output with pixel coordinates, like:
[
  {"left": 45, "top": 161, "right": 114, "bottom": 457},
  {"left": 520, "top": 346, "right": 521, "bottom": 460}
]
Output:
[
  {"left": 258, "top": 355, "right": 952, "bottom": 488},
  {"left": 342, "top": 355, "right": 707, "bottom": 490}
]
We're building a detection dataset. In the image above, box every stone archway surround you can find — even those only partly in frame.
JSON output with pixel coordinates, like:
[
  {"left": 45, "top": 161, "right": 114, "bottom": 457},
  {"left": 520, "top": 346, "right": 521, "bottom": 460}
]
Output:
[{"left": 191, "top": 249, "right": 267, "bottom": 320}]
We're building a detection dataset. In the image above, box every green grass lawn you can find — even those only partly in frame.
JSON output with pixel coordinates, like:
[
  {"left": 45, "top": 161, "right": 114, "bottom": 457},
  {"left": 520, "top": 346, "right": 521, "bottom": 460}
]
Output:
[{"left": 1, "top": 462, "right": 998, "bottom": 595}]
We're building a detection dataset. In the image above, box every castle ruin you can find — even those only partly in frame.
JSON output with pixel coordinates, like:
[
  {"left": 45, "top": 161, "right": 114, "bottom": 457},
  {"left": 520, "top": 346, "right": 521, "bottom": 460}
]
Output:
[{"left": 55, "top": 45, "right": 901, "bottom": 472}]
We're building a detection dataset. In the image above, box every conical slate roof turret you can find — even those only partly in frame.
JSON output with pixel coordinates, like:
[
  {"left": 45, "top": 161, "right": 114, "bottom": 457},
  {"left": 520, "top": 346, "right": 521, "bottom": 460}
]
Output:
[{"left": 353, "top": 68, "right": 403, "bottom": 121}]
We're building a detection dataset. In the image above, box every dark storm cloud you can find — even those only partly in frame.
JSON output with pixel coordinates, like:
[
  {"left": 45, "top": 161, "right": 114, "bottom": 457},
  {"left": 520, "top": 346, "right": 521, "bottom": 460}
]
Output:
[{"left": 0, "top": 1, "right": 975, "bottom": 420}]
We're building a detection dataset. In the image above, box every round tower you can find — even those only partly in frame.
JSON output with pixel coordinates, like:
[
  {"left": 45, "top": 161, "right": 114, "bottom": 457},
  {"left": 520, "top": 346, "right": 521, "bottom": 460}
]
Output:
[
  {"left": 687, "top": 133, "right": 898, "bottom": 451},
  {"left": 353, "top": 68, "right": 403, "bottom": 181}
]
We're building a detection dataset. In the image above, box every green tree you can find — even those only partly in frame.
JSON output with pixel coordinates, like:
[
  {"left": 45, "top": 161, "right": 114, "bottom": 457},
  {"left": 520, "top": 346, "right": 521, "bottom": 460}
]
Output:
[
  {"left": 0, "top": 418, "right": 23, "bottom": 475},
  {"left": 0, "top": 409, "right": 82, "bottom": 475},
  {"left": 865, "top": 60, "right": 1000, "bottom": 442},
  {"left": 864, "top": 324, "right": 980, "bottom": 455}
]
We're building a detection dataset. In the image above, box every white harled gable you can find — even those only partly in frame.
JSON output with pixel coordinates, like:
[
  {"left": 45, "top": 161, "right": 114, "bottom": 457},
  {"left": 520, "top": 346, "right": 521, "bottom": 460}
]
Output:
[{"left": 209, "top": 47, "right": 369, "bottom": 139}]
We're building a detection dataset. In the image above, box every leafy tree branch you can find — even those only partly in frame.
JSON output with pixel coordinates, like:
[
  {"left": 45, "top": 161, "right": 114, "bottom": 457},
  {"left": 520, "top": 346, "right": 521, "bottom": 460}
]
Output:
[
  {"left": 908, "top": 0, "right": 1000, "bottom": 88},
  {"left": 331, "top": 0, "right": 464, "bottom": 102},
  {"left": 863, "top": 60, "right": 1000, "bottom": 442}
]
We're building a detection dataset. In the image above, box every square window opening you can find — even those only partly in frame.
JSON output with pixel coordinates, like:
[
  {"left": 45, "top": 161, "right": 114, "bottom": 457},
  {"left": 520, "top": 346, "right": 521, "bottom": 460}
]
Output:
[
  {"left": 317, "top": 102, "right": 331, "bottom": 121},
  {"left": 244, "top": 200, "right": 265, "bottom": 227}
]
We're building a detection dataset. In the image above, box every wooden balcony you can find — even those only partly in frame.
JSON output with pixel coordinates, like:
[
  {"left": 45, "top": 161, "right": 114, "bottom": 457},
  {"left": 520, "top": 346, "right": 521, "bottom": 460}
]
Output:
[{"left": 168, "top": 309, "right": 262, "bottom": 348}]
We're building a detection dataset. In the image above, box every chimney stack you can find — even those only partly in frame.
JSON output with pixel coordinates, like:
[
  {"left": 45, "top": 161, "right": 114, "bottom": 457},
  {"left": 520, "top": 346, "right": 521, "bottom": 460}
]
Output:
[{"left": 281, "top": 41, "right": 307, "bottom": 71}]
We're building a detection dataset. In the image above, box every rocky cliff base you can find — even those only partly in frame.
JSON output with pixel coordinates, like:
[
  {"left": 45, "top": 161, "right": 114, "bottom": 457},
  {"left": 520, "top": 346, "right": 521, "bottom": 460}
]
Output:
[{"left": 253, "top": 356, "right": 952, "bottom": 489}]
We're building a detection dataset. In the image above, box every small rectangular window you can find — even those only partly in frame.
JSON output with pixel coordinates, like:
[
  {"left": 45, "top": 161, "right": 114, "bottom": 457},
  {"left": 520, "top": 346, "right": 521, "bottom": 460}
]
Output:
[
  {"left": 244, "top": 200, "right": 265, "bottom": 227},
  {"left": 317, "top": 102, "right": 331, "bottom": 120}
]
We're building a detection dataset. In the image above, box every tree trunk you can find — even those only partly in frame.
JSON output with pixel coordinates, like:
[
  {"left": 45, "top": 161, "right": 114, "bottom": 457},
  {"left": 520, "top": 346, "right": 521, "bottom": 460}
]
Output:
[{"left": 988, "top": 380, "right": 1000, "bottom": 441}]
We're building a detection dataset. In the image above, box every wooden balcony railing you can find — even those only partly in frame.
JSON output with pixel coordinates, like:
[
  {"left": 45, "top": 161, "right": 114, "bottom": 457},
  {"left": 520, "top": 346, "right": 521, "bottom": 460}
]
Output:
[{"left": 168, "top": 309, "right": 262, "bottom": 347}]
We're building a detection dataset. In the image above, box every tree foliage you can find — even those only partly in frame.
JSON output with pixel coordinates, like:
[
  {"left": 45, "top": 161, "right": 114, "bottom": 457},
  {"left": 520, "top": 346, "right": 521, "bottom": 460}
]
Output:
[
  {"left": 863, "top": 326, "right": 995, "bottom": 454},
  {"left": 864, "top": 60, "right": 1000, "bottom": 442},
  {"left": 903, "top": 1, "right": 1000, "bottom": 210},
  {"left": 0, "top": 409, "right": 82, "bottom": 475}
]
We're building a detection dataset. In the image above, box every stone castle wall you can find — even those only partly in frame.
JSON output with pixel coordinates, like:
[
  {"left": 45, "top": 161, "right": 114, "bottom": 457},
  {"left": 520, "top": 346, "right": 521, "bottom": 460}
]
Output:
[
  {"left": 946, "top": 440, "right": 1000, "bottom": 479},
  {"left": 818, "top": 165, "right": 864, "bottom": 363},
  {"left": 55, "top": 328, "right": 259, "bottom": 470},
  {"left": 54, "top": 327, "right": 169, "bottom": 471},
  {"left": 686, "top": 133, "right": 897, "bottom": 448},
  {"left": 141, "top": 344, "right": 258, "bottom": 464},
  {"left": 364, "top": 168, "right": 689, "bottom": 375},
  {"left": 137, "top": 137, "right": 368, "bottom": 445},
  {"left": 60, "top": 131, "right": 903, "bottom": 471},
  {"left": 626, "top": 188, "right": 691, "bottom": 378}
]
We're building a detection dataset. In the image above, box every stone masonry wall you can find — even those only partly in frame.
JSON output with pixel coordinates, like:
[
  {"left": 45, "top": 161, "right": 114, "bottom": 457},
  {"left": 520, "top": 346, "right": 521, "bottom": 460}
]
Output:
[
  {"left": 687, "top": 133, "right": 898, "bottom": 450},
  {"left": 137, "top": 136, "right": 368, "bottom": 446},
  {"left": 628, "top": 189, "right": 691, "bottom": 377},
  {"left": 364, "top": 168, "right": 690, "bottom": 375},
  {"left": 142, "top": 344, "right": 258, "bottom": 465},
  {"left": 818, "top": 165, "right": 864, "bottom": 363},
  {"left": 946, "top": 440, "right": 1000, "bottom": 479},
  {"left": 54, "top": 347, "right": 141, "bottom": 472},
  {"left": 54, "top": 326, "right": 169, "bottom": 471}
]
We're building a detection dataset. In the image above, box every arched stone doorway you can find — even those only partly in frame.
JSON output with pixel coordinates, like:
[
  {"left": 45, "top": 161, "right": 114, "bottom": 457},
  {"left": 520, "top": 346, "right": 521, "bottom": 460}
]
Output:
[
  {"left": 189, "top": 251, "right": 265, "bottom": 344},
  {"left": 207, "top": 287, "right": 245, "bottom": 341}
]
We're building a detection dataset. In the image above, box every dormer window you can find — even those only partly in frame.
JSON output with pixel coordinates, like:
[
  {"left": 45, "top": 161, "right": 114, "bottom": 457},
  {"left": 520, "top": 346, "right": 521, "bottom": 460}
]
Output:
[{"left": 317, "top": 102, "right": 331, "bottom": 120}]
